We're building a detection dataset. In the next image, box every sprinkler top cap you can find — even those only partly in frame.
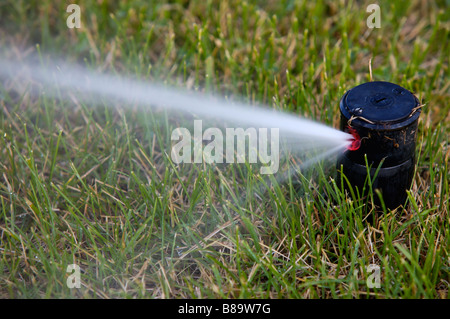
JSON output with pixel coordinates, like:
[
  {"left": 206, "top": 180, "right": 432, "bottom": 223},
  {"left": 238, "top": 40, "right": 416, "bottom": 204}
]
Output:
[{"left": 340, "top": 81, "right": 420, "bottom": 130}]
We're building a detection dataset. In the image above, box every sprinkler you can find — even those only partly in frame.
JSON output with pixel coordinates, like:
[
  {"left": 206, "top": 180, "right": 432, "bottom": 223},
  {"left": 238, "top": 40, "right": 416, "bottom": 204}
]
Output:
[{"left": 337, "top": 81, "right": 421, "bottom": 209}]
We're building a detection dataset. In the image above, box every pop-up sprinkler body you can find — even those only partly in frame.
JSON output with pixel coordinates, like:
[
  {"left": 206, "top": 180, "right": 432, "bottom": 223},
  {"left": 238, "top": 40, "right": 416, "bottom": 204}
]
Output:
[{"left": 337, "top": 81, "right": 421, "bottom": 209}]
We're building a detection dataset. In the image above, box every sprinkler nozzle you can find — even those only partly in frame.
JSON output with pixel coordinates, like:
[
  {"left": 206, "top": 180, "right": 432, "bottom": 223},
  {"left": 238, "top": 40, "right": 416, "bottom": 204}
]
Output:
[
  {"left": 346, "top": 126, "right": 361, "bottom": 151},
  {"left": 337, "top": 81, "right": 421, "bottom": 210}
]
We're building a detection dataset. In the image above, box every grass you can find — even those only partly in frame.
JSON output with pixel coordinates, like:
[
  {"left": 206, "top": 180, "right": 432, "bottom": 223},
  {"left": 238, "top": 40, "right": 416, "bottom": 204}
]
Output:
[{"left": 0, "top": 0, "right": 449, "bottom": 298}]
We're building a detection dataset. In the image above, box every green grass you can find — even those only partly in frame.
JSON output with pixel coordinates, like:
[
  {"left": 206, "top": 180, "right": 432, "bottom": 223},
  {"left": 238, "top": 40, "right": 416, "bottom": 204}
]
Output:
[{"left": 0, "top": 0, "right": 449, "bottom": 298}]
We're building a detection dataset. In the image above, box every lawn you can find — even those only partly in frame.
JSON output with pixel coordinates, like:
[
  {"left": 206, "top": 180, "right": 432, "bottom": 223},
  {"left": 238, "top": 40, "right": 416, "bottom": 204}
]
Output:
[{"left": 0, "top": 0, "right": 448, "bottom": 298}]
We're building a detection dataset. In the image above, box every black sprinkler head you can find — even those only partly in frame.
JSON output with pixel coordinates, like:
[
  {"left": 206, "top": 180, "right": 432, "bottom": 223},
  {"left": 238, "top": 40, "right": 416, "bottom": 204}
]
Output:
[{"left": 337, "top": 81, "right": 421, "bottom": 209}]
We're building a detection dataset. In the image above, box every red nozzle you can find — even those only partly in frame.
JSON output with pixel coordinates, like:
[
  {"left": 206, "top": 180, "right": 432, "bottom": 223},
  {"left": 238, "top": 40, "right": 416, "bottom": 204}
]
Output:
[{"left": 347, "top": 126, "right": 361, "bottom": 151}]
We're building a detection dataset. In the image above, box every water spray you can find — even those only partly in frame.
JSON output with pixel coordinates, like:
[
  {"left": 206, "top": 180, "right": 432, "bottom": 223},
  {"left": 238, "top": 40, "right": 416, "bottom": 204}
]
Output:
[
  {"left": 337, "top": 81, "right": 421, "bottom": 209},
  {"left": 1, "top": 54, "right": 422, "bottom": 210},
  {"left": 0, "top": 55, "right": 352, "bottom": 186}
]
